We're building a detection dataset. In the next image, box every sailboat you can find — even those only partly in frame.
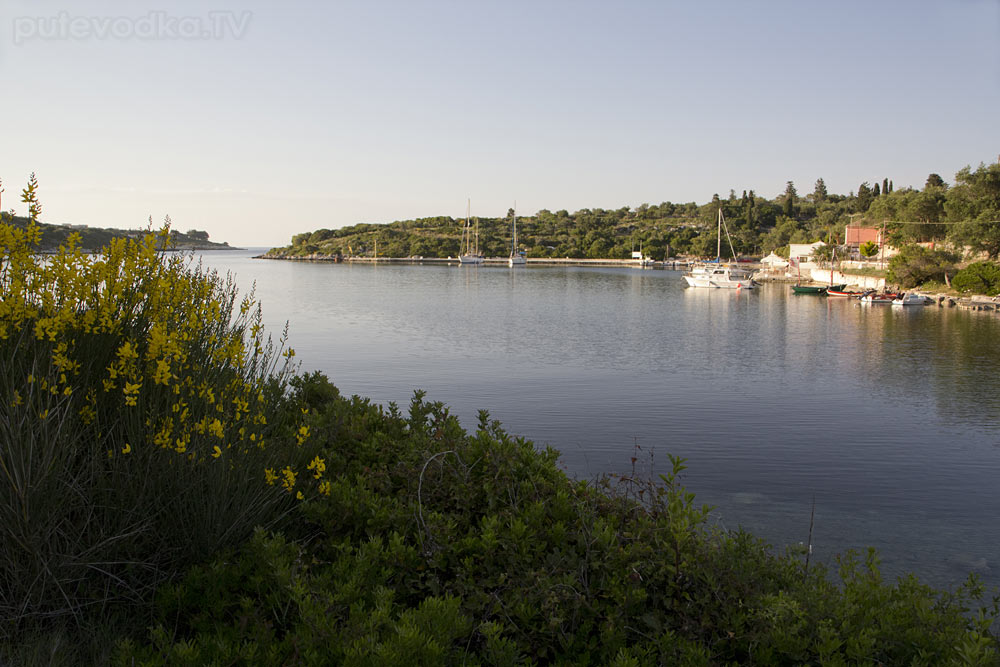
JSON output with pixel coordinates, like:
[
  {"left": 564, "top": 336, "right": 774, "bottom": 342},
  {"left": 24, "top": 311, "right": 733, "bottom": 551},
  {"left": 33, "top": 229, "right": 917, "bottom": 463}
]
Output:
[
  {"left": 459, "top": 199, "right": 484, "bottom": 264},
  {"left": 681, "top": 209, "right": 755, "bottom": 289},
  {"left": 508, "top": 203, "right": 526, "bottom": 267}
]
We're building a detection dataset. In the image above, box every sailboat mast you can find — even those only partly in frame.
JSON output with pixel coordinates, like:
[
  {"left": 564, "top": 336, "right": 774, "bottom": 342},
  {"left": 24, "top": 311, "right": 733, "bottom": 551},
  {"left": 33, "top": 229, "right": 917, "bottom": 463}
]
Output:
[
  {"left": 512, "top": 201, "right": 517, "bottom": 255},
  {"left": 716, "top": 209, "right": 722, "bottom": 261},
  {"left": 463, "top": 199, "right": 471, "bottom": 255}
]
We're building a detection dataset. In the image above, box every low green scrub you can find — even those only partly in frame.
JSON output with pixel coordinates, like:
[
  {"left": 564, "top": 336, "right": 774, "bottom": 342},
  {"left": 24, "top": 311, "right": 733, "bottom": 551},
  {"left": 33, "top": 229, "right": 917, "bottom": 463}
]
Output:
[
  {"left": 109, "top": 373, "right": 999, "bottom": 665},
  {"left": 953, "top": 261, "right": 1000, "bottom": 296}
]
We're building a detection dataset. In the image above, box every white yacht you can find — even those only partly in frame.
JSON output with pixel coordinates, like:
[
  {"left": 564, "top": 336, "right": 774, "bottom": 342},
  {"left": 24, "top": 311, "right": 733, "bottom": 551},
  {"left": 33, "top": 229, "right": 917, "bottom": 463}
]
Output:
[
  {"left": 682, "top": 209, "right": 755, "bottom": 289},
  {"left": 682, "top": 263, "right": 755, "bottom": 289}
]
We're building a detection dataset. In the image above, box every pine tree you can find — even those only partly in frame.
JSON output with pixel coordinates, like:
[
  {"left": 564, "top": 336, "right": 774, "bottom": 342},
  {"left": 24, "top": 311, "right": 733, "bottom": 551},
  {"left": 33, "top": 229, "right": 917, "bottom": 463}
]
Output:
[
  {"left": 856, "top": 182, "right": 873, "bottom": 212},
  {"left": 813, "top": 178, "right": 828, "bottom": 202},
  {"left": 883, "top": 178, "right": 889, "bottom": 195},
  {"left": 783, "top": 181, "right": 797, "bottom": 217}
]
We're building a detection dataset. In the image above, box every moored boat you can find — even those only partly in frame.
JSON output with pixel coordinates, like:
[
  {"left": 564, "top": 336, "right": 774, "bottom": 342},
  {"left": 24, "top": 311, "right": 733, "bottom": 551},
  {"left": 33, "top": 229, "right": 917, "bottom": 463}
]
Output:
[
  {"left": 892, "top": 292, "right": 930, "bottom": 306},
  {"left": 791, "top": 283, "right": 845, "bottom": 295},
  {"left": 859, "top": 291, "right": 898, "bottom": 304},
  {"left": 683, "top": 264, "right": 755, "bottom": 289},
  {"left": 508, "top": 204, "right": 526, "bottom": 267},
  {"left": 682, "top": 209, "right": 755, "bottom": 289},
  {"left": 459, "top": 199, "right": 484, "bottom": 264},
  {"left": 826, "top": 287, "right": 865, "bottom": 297}
]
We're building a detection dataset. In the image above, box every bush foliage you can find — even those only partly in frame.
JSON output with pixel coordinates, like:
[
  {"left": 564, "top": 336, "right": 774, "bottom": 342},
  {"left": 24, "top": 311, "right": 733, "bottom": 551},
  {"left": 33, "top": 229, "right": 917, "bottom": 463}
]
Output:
[
  {"left": 106, "top": 373, "right": 1000, "bottom": 665},
  {"left": 886, "top": 245, "right": 959, "bottom": 288},
  {"left": 953, "top": 261, "right": 1000, "bottom": 296}
]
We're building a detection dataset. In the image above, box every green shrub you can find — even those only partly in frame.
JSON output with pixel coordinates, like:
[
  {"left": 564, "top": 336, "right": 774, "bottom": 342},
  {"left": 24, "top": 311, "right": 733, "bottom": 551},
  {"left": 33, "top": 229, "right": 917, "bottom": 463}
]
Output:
[
  {"left": 114, "top": 373, "right": 1000, "bottom": 665},
  {"left": 0, "top": 215, "right": 314, "bottom": 641},
  {"left": 953, "top": 261, "right": 1000, "bottom": 296},
  {"left": 886, "top": 245, "right": 959, "bottom": 288}
]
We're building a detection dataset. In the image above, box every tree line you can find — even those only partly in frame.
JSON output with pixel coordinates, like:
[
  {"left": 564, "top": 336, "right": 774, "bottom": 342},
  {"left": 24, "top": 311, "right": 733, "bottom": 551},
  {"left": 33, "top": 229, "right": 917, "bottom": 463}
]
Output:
[{"left": 269, "top": 161, "right": 1000, "bottom": 262}]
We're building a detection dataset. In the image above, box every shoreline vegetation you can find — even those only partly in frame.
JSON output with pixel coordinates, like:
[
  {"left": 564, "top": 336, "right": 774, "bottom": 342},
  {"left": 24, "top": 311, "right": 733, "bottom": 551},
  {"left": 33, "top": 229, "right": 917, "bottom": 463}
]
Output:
[
  {"left": 0, "top": 211, "right": 237, "bottom": 253},
  {"left": 4, "top": 181, "right": 1000, "bottom": 663},
  {"left": 265, "top": 160, "right": 1000, "bottom": 298}
]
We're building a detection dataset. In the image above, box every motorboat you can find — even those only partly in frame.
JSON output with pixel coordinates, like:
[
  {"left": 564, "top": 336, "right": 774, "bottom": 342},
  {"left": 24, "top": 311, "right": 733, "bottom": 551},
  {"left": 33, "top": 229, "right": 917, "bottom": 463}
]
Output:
[{"left": 892, "top": 292, "right": 929, "bottom": 306}]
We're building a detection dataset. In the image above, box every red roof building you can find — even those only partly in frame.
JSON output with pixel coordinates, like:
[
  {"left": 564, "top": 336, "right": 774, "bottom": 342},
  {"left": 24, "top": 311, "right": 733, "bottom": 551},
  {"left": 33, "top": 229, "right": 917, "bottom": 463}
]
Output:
[{"left": 844, "top": 226, "right": 883, "bottom": 248}]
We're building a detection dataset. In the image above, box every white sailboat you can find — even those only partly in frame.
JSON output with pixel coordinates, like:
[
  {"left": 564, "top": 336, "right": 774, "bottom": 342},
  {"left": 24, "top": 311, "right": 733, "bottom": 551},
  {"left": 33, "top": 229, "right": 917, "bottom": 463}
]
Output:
[
  {"left": 459, "top": 199, "right": 484, "bottom": 264},
  {"left": 508, "top": 203, "right": 526, "bottom": 267},
  {"left": 682, "top": 209, "right": 755, "bottom": 289}
]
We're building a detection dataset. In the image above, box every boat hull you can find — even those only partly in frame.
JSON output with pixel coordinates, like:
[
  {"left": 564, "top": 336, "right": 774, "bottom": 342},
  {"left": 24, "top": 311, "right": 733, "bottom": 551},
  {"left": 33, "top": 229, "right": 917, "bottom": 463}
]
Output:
[
  {"left": 791, "top": 285, "right": 836, "bottom": 294},
  {"left": 826, "top": 288, "right": 863, "bottom": 297},
  {"left": 683, "top": 275, "right": 754, "bottom": 289},
  {"left": 459, "top": 255, "right": 484, "bottom": 265}
]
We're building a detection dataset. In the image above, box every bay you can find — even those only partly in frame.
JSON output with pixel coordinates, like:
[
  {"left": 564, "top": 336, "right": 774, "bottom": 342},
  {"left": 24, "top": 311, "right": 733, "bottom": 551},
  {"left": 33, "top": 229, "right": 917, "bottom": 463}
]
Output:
[{"left": 199, "top": 249, "right": 1000, "bottom": 591}]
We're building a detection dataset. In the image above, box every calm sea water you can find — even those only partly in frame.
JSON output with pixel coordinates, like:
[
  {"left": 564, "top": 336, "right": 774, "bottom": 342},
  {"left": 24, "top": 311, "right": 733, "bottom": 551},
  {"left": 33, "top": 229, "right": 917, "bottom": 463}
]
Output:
[{"left": 200, "top": 249, "right": 1000, "bottom": 591}]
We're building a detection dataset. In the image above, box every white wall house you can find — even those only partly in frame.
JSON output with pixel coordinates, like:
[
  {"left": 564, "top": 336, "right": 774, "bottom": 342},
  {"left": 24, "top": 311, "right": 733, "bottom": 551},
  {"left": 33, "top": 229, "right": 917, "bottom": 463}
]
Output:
[{"left": 788, "top": 241, "right": 826, "bottom": 266}]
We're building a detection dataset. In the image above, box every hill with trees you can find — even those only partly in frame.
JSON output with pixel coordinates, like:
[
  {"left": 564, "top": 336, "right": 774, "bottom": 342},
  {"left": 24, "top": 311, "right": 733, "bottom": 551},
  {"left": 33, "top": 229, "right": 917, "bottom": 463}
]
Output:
[
  {"left": 0, "top": 213, "right": 234, "bottom": 252},
  {"left": 1, "top": 174, "right": 233, "bottom": 251},
  {"left": 267, "top": 161, "right": 1000, "bottom": 263}
]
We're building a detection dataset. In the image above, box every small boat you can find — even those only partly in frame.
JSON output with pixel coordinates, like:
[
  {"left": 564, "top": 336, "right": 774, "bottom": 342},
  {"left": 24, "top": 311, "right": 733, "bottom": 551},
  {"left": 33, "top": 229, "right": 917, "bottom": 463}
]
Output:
[
  {"left": 859, "top": 291, "right": 897, "bottom": 304},
  {"left": 826, "top": 287, "right": 865, "bottom": 297},
  {"left": 791, "top": 284, "right": 845, "bottom": 295},
  {"left": 459, "top": 199, "right": 484, "bottom": 265},
  {"left": 892, "top": 292, "right": 929, "bottom": 306}
]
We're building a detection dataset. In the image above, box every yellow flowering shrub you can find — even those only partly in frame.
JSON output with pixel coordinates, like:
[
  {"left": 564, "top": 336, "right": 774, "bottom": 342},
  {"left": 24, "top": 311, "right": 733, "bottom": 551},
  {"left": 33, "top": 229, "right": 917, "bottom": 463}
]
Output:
[{"left": 0, "top": 185, "right": 321, "bottom": 633}]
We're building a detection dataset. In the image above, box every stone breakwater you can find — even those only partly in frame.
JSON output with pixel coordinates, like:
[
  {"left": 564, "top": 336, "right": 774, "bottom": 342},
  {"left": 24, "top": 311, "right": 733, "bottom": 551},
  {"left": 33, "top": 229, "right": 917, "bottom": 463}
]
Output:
[{"left": 924, "top": 294, "right": 1000, "bottom": 311}]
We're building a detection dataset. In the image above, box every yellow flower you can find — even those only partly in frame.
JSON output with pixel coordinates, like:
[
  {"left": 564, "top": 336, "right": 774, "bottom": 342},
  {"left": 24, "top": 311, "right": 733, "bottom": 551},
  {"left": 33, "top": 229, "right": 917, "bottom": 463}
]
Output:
[
  {"left": 264, "top": 468, "right": 277, "bottom": 485},
  {"left": 12, "top": 390, "right": 22, "bottom": 406},
  {"left": 116, "top": 341, "right": 138, "bottom": 361},
  {"left": 307, "top": 455, "right": 326, "bottom": 479},
  {"left": 296, "top": 491, "right": 304, "bottom": 501},
  {"left": 122, "top": 443, "right": 132, "bottom": 454},
  {"left": 318, "top": 480, "right": 331, "bottom": 496},
  {"left": 39, "top": 408, "right": 49, "bottom": 420},
  {"left": 153, "top": 358, "right": 171, "bottom": 385},
  {"left": 212, "top": 445, "right": 222, "bottom": 459},
  {"left": 296, "top": 424, "right": 311, "bottom": 446},
  {"left": 281, "top": 466, "right": 297, "bottom": 492}
]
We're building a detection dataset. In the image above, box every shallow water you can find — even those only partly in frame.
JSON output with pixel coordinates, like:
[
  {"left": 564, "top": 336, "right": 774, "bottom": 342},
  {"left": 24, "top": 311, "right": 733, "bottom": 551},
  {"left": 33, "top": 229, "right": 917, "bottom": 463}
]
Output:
[{"left": 199, "top": 250, "right": 1000, "bottom": 591}]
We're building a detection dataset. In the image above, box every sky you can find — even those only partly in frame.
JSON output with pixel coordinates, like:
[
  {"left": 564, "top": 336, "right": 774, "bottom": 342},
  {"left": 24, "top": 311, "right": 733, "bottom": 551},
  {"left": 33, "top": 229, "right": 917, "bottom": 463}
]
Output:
[{"left": 1, "top": 0, "right": 998, "bottom": 247}]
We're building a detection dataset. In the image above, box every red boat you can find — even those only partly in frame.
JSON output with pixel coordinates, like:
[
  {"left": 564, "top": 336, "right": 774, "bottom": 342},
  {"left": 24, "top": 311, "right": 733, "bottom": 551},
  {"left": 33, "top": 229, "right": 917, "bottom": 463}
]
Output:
[{"left": 826, "top": 288, "right": 865, "bottom": 298}]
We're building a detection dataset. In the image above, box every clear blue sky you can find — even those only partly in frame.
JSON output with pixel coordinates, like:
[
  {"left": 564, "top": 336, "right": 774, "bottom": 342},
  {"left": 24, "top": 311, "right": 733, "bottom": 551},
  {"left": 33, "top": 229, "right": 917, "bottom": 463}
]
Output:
[{"left": 2, "top": 0, "right": 998, "bottom": 246}]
